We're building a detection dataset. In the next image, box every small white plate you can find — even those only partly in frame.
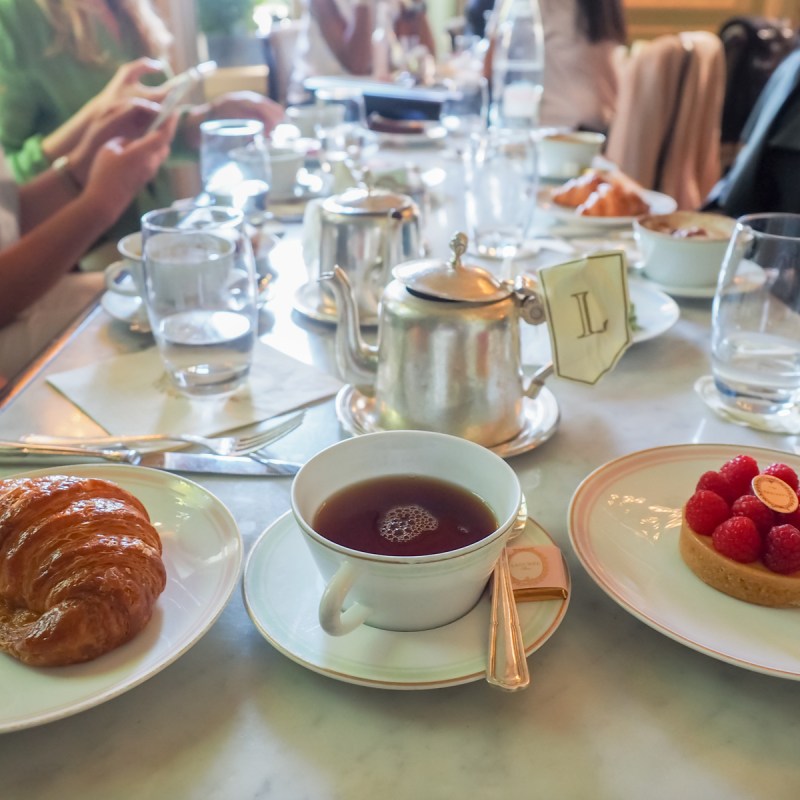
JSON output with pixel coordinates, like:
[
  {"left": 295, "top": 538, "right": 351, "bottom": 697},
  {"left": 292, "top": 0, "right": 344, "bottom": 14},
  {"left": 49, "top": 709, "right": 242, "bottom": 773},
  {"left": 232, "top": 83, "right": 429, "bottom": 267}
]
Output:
[
  {"left": 100, "top": 291, "right": 151, "bottom": 333},
  {"left": 243, "top": 511, "right": 569, "bottom": 690},
  {"left": 568, "top": 444, "right": 800, "bottom": 680},
  {"left": 628, "top": 282, "right": 680, "bottom": 343},
  {"left": 335, "top": 384, "right": 560, "bottom": 459},
  {"left": 538, "top": 187, "right": 677, "bottom": 229},
  {"left": 0, "top": 464, "right": 243, "bottom": 732}
]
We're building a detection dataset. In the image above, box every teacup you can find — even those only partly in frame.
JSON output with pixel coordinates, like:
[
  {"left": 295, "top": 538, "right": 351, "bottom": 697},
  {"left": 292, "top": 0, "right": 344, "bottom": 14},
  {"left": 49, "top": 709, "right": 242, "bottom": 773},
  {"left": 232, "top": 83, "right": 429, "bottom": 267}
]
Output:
[
  {"left": 104, "top": 232, "right": 143, "bottom": 298},
  {"left": 537, "top": 130, "right": 606, "bottom": 180},
  {"left": 291, "top": 430, "right": 522, "bottom": 636},
  {"left": 268, "top": 145, "right": 304, "bottom": 199}
]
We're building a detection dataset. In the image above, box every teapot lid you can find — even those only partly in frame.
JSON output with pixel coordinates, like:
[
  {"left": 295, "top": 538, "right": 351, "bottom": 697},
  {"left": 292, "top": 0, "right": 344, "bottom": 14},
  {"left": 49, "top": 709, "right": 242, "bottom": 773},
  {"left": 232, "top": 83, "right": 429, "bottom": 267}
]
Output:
[
  {"left": 322, "top": 184, "right": 414, "bottom": 217},
  {"left": 392, "top": 232, "right": 510, "bottom": 302}
]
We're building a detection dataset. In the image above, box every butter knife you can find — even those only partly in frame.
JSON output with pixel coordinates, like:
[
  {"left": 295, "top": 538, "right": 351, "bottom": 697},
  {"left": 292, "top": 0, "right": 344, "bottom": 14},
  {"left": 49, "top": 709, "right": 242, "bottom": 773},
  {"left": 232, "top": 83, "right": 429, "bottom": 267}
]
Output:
[{"left": 0, "top": 446, "right": 300, "bottom": 476}]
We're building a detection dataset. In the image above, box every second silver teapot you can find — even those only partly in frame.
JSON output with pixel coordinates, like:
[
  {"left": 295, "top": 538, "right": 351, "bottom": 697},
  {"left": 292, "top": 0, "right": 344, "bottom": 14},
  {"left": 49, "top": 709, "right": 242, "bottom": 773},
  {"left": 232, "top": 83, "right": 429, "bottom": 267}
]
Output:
[{"left": 323, "top": 233, "right": 549, "bottom": 447}]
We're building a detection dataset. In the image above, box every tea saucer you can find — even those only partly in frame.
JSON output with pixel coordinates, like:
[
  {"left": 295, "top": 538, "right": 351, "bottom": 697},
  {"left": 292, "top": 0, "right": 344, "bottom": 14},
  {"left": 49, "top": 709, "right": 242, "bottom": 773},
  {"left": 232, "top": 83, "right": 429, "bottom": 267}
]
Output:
[
  {"left": 100, "top": 291, "right": 151, "bottom": 334},
  {"left": 292, "top": 282, "right": 379, "bottom": 328},
  {"left": 335, "top": 384, "right": 560, "bottom": 458},
  {"left": 242, "top": 511, "right": 570, "bottom": 690}
]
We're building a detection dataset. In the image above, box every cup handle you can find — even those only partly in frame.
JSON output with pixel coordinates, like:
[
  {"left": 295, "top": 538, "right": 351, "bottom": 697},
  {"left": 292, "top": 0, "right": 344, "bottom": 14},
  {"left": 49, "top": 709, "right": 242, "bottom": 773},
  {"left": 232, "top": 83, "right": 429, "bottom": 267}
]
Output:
[
  {"left": 318, "top": 561, "right": 371, "bottom": 636},
  {"left": 104, "top": 260, "right": 140, "bottom": 296}
]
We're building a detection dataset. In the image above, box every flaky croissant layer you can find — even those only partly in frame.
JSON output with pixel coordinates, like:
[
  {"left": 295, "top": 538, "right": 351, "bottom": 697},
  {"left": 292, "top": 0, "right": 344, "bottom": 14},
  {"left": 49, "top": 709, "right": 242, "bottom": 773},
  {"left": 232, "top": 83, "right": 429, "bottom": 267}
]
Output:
[{"left": 0, "top": 475, "right": 166, "bottom": 666}]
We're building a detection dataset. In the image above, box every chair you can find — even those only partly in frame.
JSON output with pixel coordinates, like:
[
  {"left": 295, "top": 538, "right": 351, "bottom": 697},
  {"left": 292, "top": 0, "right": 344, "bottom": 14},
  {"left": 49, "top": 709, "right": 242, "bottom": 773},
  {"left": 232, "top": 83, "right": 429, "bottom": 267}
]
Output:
[{"left": 605, "top": 32, "right": 726, "bottom": 210}]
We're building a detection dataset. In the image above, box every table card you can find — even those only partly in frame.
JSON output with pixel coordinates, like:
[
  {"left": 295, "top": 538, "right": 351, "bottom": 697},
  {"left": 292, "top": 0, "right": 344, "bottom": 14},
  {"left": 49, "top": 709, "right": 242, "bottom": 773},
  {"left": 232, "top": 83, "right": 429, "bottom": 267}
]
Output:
[
  {"left": 537, "top": 250, "right": 631, "bottom": 384},
  {"left": 46, "top": 341, "right": 343, "bottom": 436}
]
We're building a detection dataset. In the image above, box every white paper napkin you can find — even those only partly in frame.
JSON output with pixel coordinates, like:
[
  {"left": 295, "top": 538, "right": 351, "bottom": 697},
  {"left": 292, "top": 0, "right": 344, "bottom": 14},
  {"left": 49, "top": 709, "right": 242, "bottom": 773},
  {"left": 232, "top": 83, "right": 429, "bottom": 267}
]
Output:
[{"left": 46, "top": 342, "right": 343, "bottom": 436}]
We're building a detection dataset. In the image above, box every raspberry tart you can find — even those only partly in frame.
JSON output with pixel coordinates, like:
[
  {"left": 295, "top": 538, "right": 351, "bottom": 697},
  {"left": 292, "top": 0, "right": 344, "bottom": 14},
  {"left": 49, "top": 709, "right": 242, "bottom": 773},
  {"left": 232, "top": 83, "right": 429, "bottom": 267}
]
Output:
[{"left": 679, "top": 455, "right": 800, "bottom": 607}]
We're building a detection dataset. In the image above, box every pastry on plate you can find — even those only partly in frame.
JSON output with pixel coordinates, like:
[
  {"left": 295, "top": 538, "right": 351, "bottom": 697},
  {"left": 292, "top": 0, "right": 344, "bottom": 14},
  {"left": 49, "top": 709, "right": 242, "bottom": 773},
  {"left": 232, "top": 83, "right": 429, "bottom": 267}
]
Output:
[
  {"left": 679, "top": 455, "right": 800, "bottom": 607},
  {"left": 551, "top": 170, "right": 607, "bottom": 207},
  {"left": 0, "top": 475, "right": 166, "bottom": 666},
  {"left": 577, "top": 181, "right": 651, "bottom": 218}
]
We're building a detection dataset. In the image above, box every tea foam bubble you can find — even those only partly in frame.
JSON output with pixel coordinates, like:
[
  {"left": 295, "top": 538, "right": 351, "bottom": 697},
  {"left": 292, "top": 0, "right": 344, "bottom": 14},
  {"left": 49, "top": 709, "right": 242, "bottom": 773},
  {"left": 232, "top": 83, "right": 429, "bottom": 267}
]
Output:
[{"left": 379, "top": 504, "right": 438, "bottom": 543}]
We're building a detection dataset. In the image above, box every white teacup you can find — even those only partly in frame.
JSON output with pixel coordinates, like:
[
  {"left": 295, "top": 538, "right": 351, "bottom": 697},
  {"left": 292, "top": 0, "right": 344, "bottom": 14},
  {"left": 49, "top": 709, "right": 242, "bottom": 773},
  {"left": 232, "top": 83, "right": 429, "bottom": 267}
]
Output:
[
  {"left": 291, "top": 430, "right": 522, "bottom": 636},
  {"left": 104, "top": 232, "right": 143, "bottom": 298},
  {"left": 268, "top": 145, "right": 304, "bottom": 199},
  {"left": 537, "top": 131, "right": 606, "bottom": 180}
]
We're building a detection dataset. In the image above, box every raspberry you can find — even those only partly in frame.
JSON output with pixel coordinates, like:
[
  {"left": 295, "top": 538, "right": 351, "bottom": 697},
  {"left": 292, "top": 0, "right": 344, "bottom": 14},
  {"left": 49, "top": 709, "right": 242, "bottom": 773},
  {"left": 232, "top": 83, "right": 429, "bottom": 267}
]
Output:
[
  {"left": 762, "top": 463, "right": 799, "bottom": 492},
  {"left": 763, "top": 524, "right": 800, "bottom": 574},
  {"left": 719, "top": 455, "right": 760, "bottom": 498},
  {"left": 712, "top": 517, "right": 762, "bottom": 563},
  {"left": 685, "top": 490, "right": 730, "bottom": 536},
  {"left": 695, "top": 470, "right": 737, "bottom": 504},
  {"left": 731, "top": 494, "right": 775, "bottom": 537}
]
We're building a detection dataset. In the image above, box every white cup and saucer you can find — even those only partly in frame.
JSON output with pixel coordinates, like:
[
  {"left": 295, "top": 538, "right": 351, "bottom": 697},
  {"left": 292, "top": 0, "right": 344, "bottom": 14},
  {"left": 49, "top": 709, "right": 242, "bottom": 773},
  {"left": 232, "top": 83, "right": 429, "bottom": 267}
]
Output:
[{"left": 101, "top": 232, "right": 150, "bottom": 333}]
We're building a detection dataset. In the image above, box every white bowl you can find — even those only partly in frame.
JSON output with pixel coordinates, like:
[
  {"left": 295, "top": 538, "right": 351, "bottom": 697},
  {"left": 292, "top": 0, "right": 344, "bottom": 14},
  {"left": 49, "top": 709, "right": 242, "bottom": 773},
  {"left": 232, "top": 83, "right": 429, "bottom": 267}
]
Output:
[
  {"left": 538, "top": 131, "right": 606, "bottom": 179},
  {"left": 634, "top": 211, "right": 736, "bottom": 288}
]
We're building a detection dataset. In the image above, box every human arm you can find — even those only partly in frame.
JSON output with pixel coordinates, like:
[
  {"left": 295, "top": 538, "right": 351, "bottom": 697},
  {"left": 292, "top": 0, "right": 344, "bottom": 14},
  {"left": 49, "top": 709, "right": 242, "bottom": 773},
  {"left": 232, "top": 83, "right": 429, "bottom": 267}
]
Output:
[
  {"left": 310, "top": 0, "right": 375, "bottom": 75},
  {"left": 0, "top": 116, "right": 176, "bottom": 327},
  {"left": 395, "top": 2, "right": 437, "bottom": 57}
]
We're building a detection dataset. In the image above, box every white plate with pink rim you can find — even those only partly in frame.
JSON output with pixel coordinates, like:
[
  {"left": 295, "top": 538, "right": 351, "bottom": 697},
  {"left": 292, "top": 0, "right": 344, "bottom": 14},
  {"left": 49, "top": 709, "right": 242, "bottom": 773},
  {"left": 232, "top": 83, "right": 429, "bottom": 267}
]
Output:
[
  {"left": 243, "top": 510, "right": 569, "bottom": 690},
  {"left": 538, "top": 187, "right": 677, "bottom": 229},
  {"left": 568, "top": 444, "right": 800, "bottom": 679},
  {"left": 0, "top": 464, "right": 242, "bottom": 732}
]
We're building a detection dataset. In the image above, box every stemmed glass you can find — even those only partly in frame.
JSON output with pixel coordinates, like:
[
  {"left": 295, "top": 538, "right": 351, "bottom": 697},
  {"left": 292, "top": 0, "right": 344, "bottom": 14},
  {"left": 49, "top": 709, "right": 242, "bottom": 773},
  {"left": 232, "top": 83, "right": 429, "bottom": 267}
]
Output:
[{"left": 440, "top": 74, "right": 489, "bottom": 142}]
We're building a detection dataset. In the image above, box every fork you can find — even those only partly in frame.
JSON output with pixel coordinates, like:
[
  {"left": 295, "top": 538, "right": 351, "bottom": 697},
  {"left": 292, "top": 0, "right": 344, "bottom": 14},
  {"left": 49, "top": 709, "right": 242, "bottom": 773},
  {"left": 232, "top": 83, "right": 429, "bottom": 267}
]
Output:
[{"left": 16, "top": 410, "right": 305, "bottom": 457}]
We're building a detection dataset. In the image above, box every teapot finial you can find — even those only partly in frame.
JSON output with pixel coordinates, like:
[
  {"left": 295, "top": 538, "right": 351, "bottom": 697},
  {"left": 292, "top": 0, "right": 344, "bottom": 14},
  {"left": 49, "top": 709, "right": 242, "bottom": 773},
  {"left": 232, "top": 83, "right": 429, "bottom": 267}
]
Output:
[{"left": 449, "top": 232, "right": 469, "bottom": 270}]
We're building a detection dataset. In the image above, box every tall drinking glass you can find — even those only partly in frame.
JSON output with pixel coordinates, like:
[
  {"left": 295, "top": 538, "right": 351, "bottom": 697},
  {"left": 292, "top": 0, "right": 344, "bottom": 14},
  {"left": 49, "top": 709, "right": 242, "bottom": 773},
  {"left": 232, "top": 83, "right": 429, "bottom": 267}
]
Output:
[
  {"left": 140, "top": 206, "right": 258, "bottom": 398},
  {"left": 440, "top": 74, "right": 489, "bottom": 140},
  {"left": 465, "top": 127, "right": 538, "bottom": 262},
  {"left": 200, "top": 119, "right": 271, "bottom": 221},
  {"left": 710, "top": 213, "right": 800, "bottom": 416}
]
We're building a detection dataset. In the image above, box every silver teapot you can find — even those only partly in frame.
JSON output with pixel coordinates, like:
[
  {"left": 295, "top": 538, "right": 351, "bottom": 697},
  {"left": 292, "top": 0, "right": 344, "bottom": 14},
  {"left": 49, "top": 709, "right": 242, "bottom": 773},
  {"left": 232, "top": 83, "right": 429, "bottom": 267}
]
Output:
[
  {"left": 318, "top": 183, "right": 422, "bottom": 322},
  {"left": 323, "top": 233, "right": 549, "bottom": 447}
]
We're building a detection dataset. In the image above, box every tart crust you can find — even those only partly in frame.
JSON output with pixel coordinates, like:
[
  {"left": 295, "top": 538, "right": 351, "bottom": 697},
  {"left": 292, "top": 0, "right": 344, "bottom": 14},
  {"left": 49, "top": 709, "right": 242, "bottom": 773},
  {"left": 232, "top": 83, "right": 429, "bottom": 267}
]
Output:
[{"left": 679, "top": 516, "right": 800, "bottom": 607}]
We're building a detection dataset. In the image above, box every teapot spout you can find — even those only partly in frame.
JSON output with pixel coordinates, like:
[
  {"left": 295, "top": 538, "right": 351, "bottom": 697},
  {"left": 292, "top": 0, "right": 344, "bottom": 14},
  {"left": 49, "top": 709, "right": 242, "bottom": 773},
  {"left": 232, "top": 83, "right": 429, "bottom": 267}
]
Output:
[{"left": 320, "top": 266, "right": 379, "bottom": 392}]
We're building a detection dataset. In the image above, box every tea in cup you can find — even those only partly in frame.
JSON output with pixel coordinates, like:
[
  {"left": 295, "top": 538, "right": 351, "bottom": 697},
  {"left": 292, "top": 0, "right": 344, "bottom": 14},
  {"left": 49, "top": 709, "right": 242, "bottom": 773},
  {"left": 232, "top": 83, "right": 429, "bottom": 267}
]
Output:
[{"left": 291, "top": 430, "right": 522, "bottom": 636}]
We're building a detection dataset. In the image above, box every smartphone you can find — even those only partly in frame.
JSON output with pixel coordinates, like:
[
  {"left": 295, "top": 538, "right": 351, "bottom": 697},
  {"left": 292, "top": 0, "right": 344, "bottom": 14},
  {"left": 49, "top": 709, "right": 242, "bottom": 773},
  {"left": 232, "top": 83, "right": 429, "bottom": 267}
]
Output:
[{"left": 147, "top": 60, "right": 217, "bottom": 133}]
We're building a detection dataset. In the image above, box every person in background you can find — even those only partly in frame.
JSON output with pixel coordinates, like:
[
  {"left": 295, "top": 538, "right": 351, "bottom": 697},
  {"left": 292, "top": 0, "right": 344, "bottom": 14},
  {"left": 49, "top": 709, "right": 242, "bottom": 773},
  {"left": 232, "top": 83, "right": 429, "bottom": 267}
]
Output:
[
  {"left": 0, "top": 99, "right": 177, "bottom": 386},
  {"left": 0, "top": 0, "right": 284, "bottom": 237},
  {"left": 484, "top": 0, "right": 626, "bottom": 132},
  {"left": 288, "top": 0, "right": 436, "bottom": 103},
  {"left": 538, "top": 0, "right": 626, "bottom": 132}
]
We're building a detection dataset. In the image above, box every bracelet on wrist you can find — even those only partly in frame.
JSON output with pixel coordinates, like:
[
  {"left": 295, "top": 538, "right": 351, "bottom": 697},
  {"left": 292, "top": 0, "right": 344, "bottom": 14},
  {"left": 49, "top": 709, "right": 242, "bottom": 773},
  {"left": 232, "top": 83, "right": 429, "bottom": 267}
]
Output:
[{"left": 51, "top": 154, "right": 82, "bottom": 195}]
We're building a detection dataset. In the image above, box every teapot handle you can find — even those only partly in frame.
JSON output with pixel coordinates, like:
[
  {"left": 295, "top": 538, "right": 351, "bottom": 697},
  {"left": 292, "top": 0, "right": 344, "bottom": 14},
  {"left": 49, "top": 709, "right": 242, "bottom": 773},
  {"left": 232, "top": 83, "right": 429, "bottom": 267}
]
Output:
[{"left": 524, "top": 363, "right": 554, "bottom": 400}]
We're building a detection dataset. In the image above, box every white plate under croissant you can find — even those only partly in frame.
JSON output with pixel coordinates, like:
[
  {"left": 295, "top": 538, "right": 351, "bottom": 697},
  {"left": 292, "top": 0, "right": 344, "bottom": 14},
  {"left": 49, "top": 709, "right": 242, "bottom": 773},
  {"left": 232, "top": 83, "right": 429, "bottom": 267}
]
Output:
[{"left": 0, "top": 464, "right": 242, "bottom": 733}]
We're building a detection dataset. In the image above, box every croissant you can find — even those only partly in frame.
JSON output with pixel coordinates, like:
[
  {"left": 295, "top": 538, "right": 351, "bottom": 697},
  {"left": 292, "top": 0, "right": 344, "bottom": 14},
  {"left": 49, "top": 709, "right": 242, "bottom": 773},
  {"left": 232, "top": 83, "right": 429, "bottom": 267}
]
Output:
[
  {"left": 0, "top": 475, "right": 166, "bottom": 667},
  {"left": 577, "top": 182, "right": 650, "bottom": 218},
  {"left": 551, "top": 170, "right": 608, "bottom": 207}
]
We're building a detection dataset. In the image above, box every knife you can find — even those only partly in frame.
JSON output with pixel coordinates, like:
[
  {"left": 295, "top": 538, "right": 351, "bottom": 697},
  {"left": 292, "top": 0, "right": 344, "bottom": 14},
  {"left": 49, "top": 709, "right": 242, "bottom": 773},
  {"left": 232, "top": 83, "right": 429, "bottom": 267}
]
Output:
[{"left": 0, "top": 447, "right": 301, "bottom": 476}]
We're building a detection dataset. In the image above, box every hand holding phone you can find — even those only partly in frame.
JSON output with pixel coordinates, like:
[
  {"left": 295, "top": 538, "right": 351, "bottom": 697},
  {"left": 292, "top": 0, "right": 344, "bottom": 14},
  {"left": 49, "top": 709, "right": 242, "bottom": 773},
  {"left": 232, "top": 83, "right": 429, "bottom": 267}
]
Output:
[{"left": 147, "top": 60, "right": 217, "bottom": 133}]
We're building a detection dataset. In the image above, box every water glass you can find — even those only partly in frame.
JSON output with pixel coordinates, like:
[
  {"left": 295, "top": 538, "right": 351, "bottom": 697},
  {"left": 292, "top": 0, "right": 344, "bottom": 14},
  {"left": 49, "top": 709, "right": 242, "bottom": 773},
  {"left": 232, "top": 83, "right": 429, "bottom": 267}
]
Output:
[
  {"left": 200, "top": 119, "right": 271, "bottom": 220},
  {"left": 711, "top": 213, "right": 800, "bottom": 416},
  {"left": 140, "top": 206, "right": 258, "bottom": 398},
  {"left": 465, "top": 128, "right": 538, "bottom": 260},
  {"left": 440, "top": 75, "right": 488, "bottom": 140}
]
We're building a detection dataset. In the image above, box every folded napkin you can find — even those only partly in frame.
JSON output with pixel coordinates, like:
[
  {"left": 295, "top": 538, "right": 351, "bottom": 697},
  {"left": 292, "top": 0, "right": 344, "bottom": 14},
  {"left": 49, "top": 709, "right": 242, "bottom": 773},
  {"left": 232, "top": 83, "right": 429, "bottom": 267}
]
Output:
[
  {"left": 695, "top": 376, "right": 800, "bottom": 435},
  {"left": 46, "top": 342, "right": 343, "bottom": 436}
]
